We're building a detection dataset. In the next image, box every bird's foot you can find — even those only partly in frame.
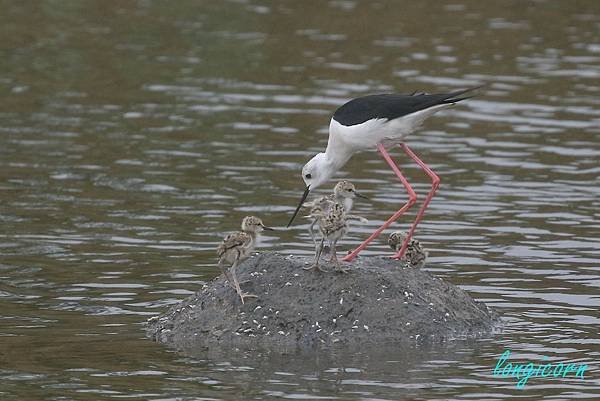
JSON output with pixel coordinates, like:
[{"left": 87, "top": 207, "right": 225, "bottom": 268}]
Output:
[
  {"left": 341, "top": 249, "right": 358, "bottom": 262},
  {"left": 225, "top": 279, "right": 251, "bottom": 289},
  {"left": 303, "top": 264, "right": 329, "bottom": 273},
  {"left": 330, "top": 258, "right": 349, "bottom": 274},
  {"left": 334, "top": 263, "right": 350, "bottom": 274},
  {"left": 237, "top": 292, "right": 258, "bottom": 304},
  {"left": 390, "top": 255, "right": 410, "bottom": 268}
]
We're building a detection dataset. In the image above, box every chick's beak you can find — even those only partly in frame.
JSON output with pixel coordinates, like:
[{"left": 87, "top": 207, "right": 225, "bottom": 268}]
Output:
[
  {"left": 261, "top": 224, "right": 275, "bottom": 231},
  {"left": 355, "top": 191, "right": 369, "bottom": 200}
]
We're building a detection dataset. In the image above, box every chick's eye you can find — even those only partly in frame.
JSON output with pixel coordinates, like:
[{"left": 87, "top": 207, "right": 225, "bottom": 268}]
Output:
[{"left": 305, "top": 173, "right": 312, "bottom": 179}]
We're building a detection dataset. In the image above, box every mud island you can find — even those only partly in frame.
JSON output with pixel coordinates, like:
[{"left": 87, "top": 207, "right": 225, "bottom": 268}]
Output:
[{"left": 147, "top": 252, "right": 499, "bottom": 350}]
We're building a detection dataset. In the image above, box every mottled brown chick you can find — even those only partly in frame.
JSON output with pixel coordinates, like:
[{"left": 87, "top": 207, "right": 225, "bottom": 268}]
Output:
[
  {"left": 388, "top": 231, "right": 428, "bottom": 268},
  {"left": 217, "top": 216, "right": 273, "bottom": 304}
]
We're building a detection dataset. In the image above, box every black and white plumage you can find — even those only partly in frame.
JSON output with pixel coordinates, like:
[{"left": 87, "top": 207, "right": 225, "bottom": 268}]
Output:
[
  {"left": 332, "top": 90, "right": 475, "bottom": 127},
  {"left": 287, "top": 87, "right": 479, "bottom": 228}
]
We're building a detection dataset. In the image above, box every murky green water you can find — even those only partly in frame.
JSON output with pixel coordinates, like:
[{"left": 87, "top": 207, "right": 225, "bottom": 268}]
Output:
[{"left": 1, "top": 1, "right": 599, "bottom": 399}]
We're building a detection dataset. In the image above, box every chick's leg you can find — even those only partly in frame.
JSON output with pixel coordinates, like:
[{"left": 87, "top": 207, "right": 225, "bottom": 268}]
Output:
[
  {"left": 218, "top": 257, "right": 237, "bottom": 290},
  {"left": 304, "top": 237, "right": 329, "bottom": 272},
  {"left": 308, "top": 218, "right": 319, "bottom": 246},
  {"left": 331, "top": 239, "right": 349, "bottom": 274},
  {"left": 230, "top": 260, "right": 257, "bottom": 304}
]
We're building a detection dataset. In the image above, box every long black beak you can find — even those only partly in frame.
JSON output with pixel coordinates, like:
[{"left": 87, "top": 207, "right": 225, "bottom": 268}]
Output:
[
  {"left": 355, "top": 191, "right": 369, "bottom": 200},
  {"left": 287, "top": 186, "right": 311, "bottom": 227},
  {"left": 262, "top": 225, "right": 275, "bottom": 231}
]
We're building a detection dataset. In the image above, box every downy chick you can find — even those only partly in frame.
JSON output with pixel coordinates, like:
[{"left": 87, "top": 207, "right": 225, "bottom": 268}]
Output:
[
  {"left": 305, "top": 202, "right": 367, "bottom": 273},
  {"left": 388, "top": 231, "right": 428, "bottom": 268},
  {"left": 304, "top": 180, "right": 367, "bottom": 245},
  {"left": 217, "top": 216, "right": 273, "bottom": 304}
]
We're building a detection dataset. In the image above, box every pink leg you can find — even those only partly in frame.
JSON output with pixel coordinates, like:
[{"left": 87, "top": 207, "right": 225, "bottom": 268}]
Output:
[
  {"left": 393, "top": 143, "right": 440, "bottom": 259},
  {"left": 342, "top": 143, "right": 417, "bottom": 262}
]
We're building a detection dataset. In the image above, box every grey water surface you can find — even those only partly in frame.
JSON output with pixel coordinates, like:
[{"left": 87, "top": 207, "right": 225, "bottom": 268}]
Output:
[{"left": 1, "top": 1, "right": 599, "bottom": 400}]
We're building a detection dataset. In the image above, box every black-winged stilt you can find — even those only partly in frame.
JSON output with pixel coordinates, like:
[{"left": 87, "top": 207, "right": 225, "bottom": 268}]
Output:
[
  {"left": 388, "top": 231, "right": 428, "bottom": 268},
  {"left": 217, "top": 216, "right": 274, "bottom": 303},
  {"left": 287, "top": 87, "right": 479, "bottom": 262},
  {"left": 305, "top": 201, "right": 367, "bottom": 273},
  {"left": 304, "top": 180, "right": 367, "bottom": 245}
]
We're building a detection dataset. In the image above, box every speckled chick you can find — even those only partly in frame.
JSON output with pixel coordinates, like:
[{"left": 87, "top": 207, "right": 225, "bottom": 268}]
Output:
[
  {"left": 305, "top": 202, "right": 367, "bottom": 274},
  {"left": 304, "top": 180, "right": 367, "bottom": 245},
  {"left": 388, "top": 231, "right": 428, "bottom": 268},
  {"left": 217, "top": 216, "right": 273, "bottom": 304}
]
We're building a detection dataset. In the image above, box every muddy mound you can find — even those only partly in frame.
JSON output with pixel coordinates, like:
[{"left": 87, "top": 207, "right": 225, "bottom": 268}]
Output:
[{"left": 147, "top": 252, "right": 499, "bottom": 349}]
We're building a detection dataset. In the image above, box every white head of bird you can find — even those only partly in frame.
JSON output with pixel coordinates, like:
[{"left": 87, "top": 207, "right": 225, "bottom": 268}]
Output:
[
  {"left": 288, "top": 153, "right": 357, "bottom": 227},
  {"left": 301, "top": 152, "right": 334, "bottom": 191},
  {"left": 286, "top": 153, "right": 331, "bottom": 227}
]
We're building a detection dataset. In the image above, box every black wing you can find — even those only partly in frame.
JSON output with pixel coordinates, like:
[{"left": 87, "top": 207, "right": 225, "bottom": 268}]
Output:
[{"left": 332, "top": 87, "right": 479, "bottom": 127}]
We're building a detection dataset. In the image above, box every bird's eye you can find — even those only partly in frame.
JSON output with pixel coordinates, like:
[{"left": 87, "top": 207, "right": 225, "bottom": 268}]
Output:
[{"left": 305, "top": 173, "right": 312, "bottom": 179}]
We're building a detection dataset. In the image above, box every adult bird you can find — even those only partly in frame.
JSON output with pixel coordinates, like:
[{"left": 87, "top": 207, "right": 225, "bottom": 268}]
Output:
[{"left": 287, "top": 87, "right": 479, "bottom": 261}]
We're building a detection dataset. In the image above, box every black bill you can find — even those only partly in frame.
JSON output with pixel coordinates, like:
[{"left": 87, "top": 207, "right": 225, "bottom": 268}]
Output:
[
  {"left": 355, "top": 191, "right": 369, "bottom": 200},
  {"left": 287, "top": 185, "right": 311, "bottom": 227}
]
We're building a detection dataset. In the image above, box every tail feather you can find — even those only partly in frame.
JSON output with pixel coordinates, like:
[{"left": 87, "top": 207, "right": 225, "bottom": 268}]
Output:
[
  {"left": 443, "top": 85, "right": 484, "bottom": 102},
  {"left": 416, "top": 85, "right": 483, "bottom": 112},
  {"left": 441, "top": 95, "right": 476, "bottom": 105}
]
